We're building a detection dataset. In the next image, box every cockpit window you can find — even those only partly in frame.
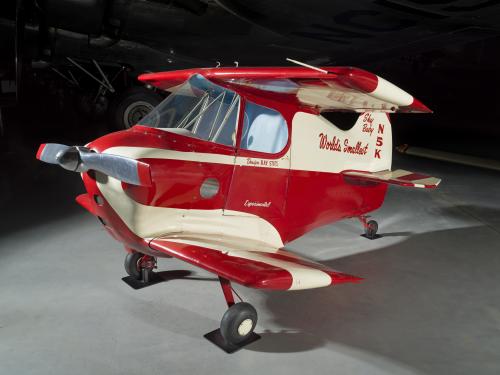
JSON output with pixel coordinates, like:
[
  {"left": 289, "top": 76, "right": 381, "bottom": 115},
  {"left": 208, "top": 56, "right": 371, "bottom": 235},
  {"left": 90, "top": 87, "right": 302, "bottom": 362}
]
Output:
[
  {"left": 138, "top": 74, "right": 240, "bottom": 147},
  {"left": 240, "top": 101, "right": 288, "bottom": 153}
]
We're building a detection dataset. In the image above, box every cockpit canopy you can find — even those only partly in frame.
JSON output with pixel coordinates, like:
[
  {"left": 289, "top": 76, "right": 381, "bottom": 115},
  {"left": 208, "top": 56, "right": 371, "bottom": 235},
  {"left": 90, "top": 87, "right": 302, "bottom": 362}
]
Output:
[
  {"left": 138, "top": 74, "right": 288, "bottom": 153},
  {"left": 139, "top": 74, "right": 240, "bottom": 146}
]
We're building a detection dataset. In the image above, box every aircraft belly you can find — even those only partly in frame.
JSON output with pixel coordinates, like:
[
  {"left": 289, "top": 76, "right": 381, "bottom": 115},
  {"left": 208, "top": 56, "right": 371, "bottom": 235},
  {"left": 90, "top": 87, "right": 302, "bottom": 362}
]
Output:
[{"left": 284, "top": 169, "right": 387, "bottom": 242}]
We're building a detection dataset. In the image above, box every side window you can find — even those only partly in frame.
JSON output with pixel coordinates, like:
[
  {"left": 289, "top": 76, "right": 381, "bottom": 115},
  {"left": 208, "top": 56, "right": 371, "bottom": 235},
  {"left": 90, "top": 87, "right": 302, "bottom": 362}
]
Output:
[{"left": 241, "top": 101, "right": 288, "bottom": 153}]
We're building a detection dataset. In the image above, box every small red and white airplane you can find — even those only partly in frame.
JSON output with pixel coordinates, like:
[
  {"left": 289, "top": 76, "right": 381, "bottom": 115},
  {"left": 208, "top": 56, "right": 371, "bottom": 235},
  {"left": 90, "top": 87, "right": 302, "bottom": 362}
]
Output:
[{"left": 37, "top": 62, "right": 440, "bottom": 348}]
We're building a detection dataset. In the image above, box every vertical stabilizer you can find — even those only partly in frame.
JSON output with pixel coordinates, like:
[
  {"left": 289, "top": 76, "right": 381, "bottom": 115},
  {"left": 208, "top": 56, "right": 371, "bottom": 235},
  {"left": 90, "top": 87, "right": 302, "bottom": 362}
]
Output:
[
  {"left": 291, "top": 111, "right": 392, "bottom": 173},
  {"left": 344, "top": 112, "right": 393, "bottom": 172}
]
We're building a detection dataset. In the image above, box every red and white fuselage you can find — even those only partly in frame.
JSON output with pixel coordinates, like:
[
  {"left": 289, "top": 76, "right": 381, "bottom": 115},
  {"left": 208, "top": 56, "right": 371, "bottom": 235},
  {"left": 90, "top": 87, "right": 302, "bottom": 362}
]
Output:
[{"left": 39, "top": 66, "right": 440, "bottom": 291}]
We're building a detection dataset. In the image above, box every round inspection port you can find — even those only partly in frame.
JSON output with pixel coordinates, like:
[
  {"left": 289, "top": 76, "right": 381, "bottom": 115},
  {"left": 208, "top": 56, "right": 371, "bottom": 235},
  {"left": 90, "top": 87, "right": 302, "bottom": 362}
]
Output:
[{"left": 200, "top": 178, "right": 219, "bottom": 199}]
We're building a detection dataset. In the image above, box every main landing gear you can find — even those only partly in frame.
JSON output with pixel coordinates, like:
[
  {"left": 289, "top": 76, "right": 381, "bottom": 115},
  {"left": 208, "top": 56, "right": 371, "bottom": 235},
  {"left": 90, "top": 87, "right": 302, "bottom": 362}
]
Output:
[
  {"left": 122, "top": 254, "right": 260, "bottom": 352},
  {"left": 359, "top": 216, "right": 380, "bottom": 240},
  {"left": 122, "top": 252, "right": 162, "bottom": 289},
  {"left": 204, "top": 277, "right": 261, "bottom": 353}
]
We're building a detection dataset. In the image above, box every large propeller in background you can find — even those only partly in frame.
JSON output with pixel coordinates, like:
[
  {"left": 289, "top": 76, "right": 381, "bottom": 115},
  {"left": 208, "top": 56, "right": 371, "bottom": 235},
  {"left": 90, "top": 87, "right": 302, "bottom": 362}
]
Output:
[{"left": 36, "top": 143, "right": 152, "bottom": 186}]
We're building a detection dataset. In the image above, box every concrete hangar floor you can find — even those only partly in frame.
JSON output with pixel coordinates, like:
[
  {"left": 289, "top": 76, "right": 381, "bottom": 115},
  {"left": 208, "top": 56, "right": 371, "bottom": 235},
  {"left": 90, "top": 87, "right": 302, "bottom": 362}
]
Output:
[{"left": 0, "top": 149, "right": 499, "bottom": 375}]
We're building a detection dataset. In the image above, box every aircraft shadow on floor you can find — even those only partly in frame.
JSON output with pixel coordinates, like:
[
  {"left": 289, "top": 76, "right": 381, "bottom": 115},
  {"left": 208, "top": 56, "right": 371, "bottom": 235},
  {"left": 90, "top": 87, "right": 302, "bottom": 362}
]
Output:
[
  {"left": 248, "top": 225, "right": 500, "bottom": 374},
  {"left": 155, "top": 270, "right": 218, "bottom": 283},
  {"left": 432, "top": 205, "right": 500, "bottom": 231}
]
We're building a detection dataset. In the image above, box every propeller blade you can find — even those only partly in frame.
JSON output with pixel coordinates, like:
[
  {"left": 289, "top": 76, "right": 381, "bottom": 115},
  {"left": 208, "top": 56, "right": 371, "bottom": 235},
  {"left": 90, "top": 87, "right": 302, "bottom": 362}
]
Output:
[
  {"left": 79, "top": 151, "right": 152, "bottom": 186},
  {"left": 36, "top": 143, "right": 71, "bottom": 164},
  {"left": 36, "top": 143, "right": 152, "bottom": 186}
]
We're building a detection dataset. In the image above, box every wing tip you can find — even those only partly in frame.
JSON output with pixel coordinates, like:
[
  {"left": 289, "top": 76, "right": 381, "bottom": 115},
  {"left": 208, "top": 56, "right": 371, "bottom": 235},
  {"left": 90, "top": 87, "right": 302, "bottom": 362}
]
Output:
[
  {"left": 407, "top": 97, "right": 432, "bottom": 113},
  {"left": 330, "top": 272, "right": 364, "bottom": 285}
]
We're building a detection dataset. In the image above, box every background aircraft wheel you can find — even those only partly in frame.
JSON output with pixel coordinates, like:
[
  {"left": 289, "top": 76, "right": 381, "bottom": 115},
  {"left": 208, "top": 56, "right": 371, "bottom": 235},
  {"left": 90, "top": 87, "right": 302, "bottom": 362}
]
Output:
[
  {"left": 365, "top": 220, "right": 378, "bottom": 239},
  {"left": 124, "top": 252, "right": 144, "bottom": 280},
  {"left": 220, "top": 302, "right": 258, "bottom": 345},
  {"left": 108, "top": 87, "right": 162, "bottom": 130}
]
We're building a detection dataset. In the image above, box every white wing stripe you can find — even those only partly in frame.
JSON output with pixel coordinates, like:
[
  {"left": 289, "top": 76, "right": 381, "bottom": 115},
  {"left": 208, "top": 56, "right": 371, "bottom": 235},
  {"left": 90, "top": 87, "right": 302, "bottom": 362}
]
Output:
[{"left": 161, "top": 238, "right": 332, "bottom": 290}]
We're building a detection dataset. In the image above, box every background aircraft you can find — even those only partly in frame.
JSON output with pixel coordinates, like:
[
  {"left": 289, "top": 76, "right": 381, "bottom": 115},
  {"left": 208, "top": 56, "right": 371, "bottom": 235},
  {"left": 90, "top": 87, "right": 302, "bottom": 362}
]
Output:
[{"left": 1, "top": 0, "right": 500, "bottom": 156}]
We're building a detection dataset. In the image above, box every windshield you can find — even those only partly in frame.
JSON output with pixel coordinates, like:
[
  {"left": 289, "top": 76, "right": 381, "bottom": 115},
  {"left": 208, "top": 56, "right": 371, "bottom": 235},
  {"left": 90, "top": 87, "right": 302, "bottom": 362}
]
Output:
[{"left": 138, "top": 74, "right": 240, "bottom": 147}]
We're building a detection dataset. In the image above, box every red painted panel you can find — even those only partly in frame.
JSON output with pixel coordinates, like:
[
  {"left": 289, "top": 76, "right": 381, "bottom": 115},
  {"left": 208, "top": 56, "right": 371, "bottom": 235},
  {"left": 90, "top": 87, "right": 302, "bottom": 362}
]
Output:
[
  {"left": 283, "top": 170, "right": 388, "bottom": 243},
  {"left": 123, "top": 158, "right": 233, "bottom": 210},
  {"left": 225, "top": 165, "right": 289, "bottom": 219}
]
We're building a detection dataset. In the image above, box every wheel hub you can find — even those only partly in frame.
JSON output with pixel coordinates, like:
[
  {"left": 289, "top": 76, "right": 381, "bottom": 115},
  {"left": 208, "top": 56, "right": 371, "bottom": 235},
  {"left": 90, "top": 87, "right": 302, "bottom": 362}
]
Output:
[
  {"left": 138, "top": 255, "right": 156, "bottom": 270},
  {"left": 237, "top": 318, "right": 253, "bottom": 336},
  {"left": 123, "top": 101, "right": 154, "bottom": 128}
]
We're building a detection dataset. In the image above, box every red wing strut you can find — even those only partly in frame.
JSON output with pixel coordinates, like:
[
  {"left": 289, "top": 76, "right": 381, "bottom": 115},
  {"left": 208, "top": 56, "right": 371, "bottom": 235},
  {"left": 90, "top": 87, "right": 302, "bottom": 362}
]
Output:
[
  {"left": 149, "top": 238, "right": 362, "bottom": 290},
  {"left": 342, "top": 169, "right": 441, "bottom": 189}
]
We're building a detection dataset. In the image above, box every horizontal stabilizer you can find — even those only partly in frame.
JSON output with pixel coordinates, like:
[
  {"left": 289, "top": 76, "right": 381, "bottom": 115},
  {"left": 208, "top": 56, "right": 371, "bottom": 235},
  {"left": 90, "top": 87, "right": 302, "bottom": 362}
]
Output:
[
  {"left": 149, "top": 238, "right": 362, "bottom": 291},
  {"left": 342, "top": 169, "right": 441, "bottom": 189}
]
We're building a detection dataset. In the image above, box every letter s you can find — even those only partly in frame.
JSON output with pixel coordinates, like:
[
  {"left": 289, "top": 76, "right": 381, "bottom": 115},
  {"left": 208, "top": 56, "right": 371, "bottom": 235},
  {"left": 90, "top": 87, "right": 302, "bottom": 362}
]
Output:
[{"left": 376, "top": 136, "right": 383, "bottom": 147}]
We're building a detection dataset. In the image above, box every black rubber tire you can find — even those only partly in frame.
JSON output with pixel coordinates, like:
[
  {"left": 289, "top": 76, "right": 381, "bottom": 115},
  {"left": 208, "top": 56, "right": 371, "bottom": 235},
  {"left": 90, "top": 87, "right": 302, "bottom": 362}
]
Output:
[
  {"left": 366, "top": 220, "right": 378, "bottom": 239},
  {"left": 108, "top": 87, "right": 162, "bottom": 130},
  {"left": 220, "top": 302, "right": 258, "bottom": 345},
  {"left": 124, "top": 252, "right": 143, "bottom": 280}
]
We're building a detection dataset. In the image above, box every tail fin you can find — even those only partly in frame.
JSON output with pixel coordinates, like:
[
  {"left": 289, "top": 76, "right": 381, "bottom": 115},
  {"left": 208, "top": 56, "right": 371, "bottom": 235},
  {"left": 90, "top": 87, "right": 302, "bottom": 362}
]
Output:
[
  {"left": 344, "top": 112, "right": 393, "bottom": 172},
  {"left": 290, "top": 111, "right": 393, "bottom": 174}
]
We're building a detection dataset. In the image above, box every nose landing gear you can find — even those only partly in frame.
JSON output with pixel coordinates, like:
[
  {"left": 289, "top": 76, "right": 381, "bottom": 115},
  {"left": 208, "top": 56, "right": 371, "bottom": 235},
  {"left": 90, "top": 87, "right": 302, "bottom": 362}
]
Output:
[
  {"left": 204, "top": 277, "right": 261, "bottom": 353},
  {"left": 123, "top": 252, "right": 162, "bottom": 289}
]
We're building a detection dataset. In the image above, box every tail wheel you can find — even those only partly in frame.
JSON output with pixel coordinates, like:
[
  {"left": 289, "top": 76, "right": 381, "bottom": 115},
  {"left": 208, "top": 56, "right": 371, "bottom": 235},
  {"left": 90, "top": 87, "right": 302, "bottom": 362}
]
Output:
[
  {"left": 365, "top": 220, "right": 379, "bottom": 239},
  {"left": 108, "top": 87, "right": 162, "bottom": 130},
  {"left": 220, "top": 302, "right": 258, "bottom": 345}
]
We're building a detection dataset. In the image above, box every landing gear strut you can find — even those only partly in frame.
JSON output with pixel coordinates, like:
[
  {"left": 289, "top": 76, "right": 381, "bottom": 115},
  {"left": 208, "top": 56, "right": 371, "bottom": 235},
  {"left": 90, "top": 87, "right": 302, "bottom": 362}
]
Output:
[
  {"left": 359, "top": 216, "right": 380, "bottom": 240},
  {"left": 204, "top": 277, "right": 261, "bottom": 353},
  {"left": 122, "top": 252, "right": 161, "bottom": 289}
]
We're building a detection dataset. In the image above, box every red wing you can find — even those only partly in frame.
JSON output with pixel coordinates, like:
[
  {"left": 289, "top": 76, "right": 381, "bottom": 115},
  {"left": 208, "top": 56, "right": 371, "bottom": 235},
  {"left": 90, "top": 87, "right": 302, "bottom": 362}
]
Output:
[
  {"left": 342, "top": 169, "right": 441, "bottom": 189},
  {"left": 149, "top": 238, "right": 361, "bottom": 290},
  {"left": 138, "top": 67, "right": 430, "bottom": 113}
]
